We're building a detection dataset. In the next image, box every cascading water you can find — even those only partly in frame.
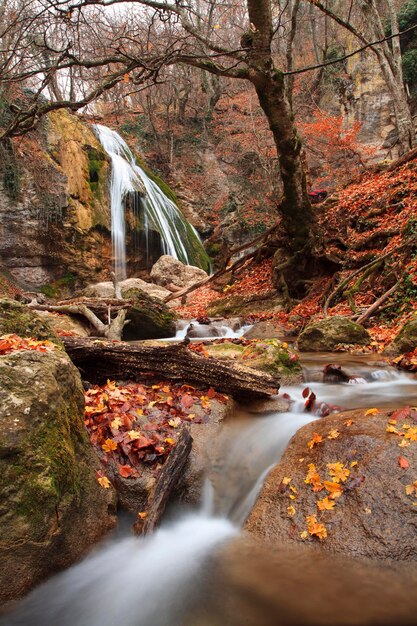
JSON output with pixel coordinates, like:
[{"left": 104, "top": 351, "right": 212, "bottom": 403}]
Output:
[{"left": 93, "top": 124, "right": 210, "bottom": 279}]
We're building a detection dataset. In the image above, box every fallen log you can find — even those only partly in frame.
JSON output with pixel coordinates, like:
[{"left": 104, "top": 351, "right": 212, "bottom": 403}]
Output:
[
  {"left": 134, "top": 425, "right": 192, "bottom": 535},
  {"left": 62, "top": 337, "right": 279, "bottom": 398}
]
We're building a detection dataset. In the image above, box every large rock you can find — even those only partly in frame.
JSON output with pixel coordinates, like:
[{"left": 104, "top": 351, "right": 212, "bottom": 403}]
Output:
[
  {"left": 0, "top": 349, "right": 117, "bottom": 605},
  {"left": 82, "top": 278, "right": 171, "bottom": 302},
  {"left": 121, "top": 288, "right": 177, "bottom": 340},
  {"left": 298, "top": 316, "right": 370, "bottom": 351},
  {"left": 207, "top": 292, "right": 284, "bottom": 317},
  {"left": 36, "top": 310, "right": 90, "bottom": 337},
  {"left": 0, "top": 299, "right": 60, "bottom": 343},
  {"left": 205, "top": 340, "right": 302, "bottom": 385},
  {"left": 384, "top": 316, "right": 417, "bottom": 355},
  {"left": 150, "top": 255, "right": 208, "bottom": 289},
  {"left": 245, "top": 408, "right": 417, "bottom": 563},
  {"left": 243, "top": 321, "right": 286, "bottom": 340}
]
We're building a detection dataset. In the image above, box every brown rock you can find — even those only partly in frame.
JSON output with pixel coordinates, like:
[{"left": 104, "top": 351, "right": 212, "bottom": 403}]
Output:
[
  {"left": 243, "top": 321, "right": 286, "bottom": 340},
  {"left": 150, "top": 255, "right": 208, "bottom": 289},
  {"left": 245, "top": 408, "right": 417, "bottom": 563}
]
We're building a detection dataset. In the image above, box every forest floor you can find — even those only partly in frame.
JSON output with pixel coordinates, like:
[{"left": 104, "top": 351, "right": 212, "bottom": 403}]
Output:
[{"left": 175, "top": 153, "right": 417, "bottom": 353}]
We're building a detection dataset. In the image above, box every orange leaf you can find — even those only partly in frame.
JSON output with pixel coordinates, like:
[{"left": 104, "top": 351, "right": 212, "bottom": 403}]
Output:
[
  {"left": 364, "top": 408, "right": 379, "bottom": 416},
  {"left": 317, "top": 496, "right": 336, "bottom": 511},
  {"left": 306, "top": 514, "right": 327, "bottom": 540},
  {"left": 323, "top": 481, "right": 343, "bottom": 499},
  {"left": 119, "top": 464, "right": 133, "bottom": 478},
  {"left": 326, "top": 462, "right": 350, "bottom": 483},
  {"left": 97, "top": 476, "right": 111, "bottom": 489},
  {"left": 398, "top": 456, "right": 410, "bottom": 469},
  {"left": 102, "top": 438, "right": 118, "bottom": 453},
  {"left": 307, "top": 432, "right": 323, "bottom": 449}
]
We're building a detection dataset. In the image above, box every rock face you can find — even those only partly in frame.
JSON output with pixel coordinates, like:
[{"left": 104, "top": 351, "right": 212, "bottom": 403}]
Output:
[
  {"left": 297, "top": 316, "right": 370, "bottom": 351},
  {"left": 245, "top": 408, "right": 417, "bottom": 563},
  {"left": 243, "top": 321, "right": 286, "bottom": 340},
  {"left": 385, "top": 317, "right": 417, "bottom": 355},
  {"left": 150, "top": 255, "right": 208, "bottom": 289},
  {"left": 0, "top": 348, "right": 117, "bottom": 605},
  {"left": 121, "top": 288, "right": 177, "bottom": 340},
  {"left": 0, "top": 110, "right": 113, "bottom": 291}
]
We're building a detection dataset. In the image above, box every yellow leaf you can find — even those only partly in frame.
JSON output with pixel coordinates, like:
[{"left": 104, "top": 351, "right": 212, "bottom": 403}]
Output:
[
  {"left": 364, "top": 408, "right": 379, "bottom": 416},
  {"left": 290, "top": 485, "right": 297, "bottom": 493},
  {"left": 344, "top": 419, "right": 353, "bottom": 426},
  {"left": 327, "top": 462, "right": 350, "bottom": 483},
  {"left": 164, "top": 437, "right": 175, "bottom": 445},
  {"left": 110, "top": 416, "right": 122, "bottom": 429},
  {"left": 307, "top": 432, "right": 323, "bottom": 449},
  {"left": 350, "top": 461, "right": 358, "bottom": 468},
  {"left": 98, "top": 476, "right": 111, "bottom": 489},
  {"left": 168, "top": 417, "right": 181, "bottom": 428},
  {"left": 306, "top": 514, "right": 327, "bottom": 540},
  {"left": 282, "top": 477, "right": 292, "bottom": 485},
  {"left": 137, "top": 511, "right": 148, "bottom": 519},
  {"left": 289, "top": 494, "right": 296, "bottom": 500},
  {"left": 135, "top": 409, "right": 144, "bottom": 416},
  {"left": 282, "top": 342, "right": 288, "bottom": 349},
  {"left": 102, "top": 438, "right": 118, "bottom": 453},
  {"left": 403, "top": 424, "right": 411, "bottom": 430},
  {"left": 162, "top": 385, "right": 170, "bottom": 393},
  {"left": 287, "top": 505, "right": 296, "bottom": 517},
  {"left": 386, "top": 424, "right": 400, "bottom": 434},
  {"left": 106, "top": 379, "right": 116, "bottom": 390},
  {"left": 299, "top": 457, "right": 305, "bottom": 463},
  {"left": 317, "top": 496, "right": 336, "bottom": 511},
  {"left": 398, "top": 439, "right": 410, "bottom": 448},
  {"left": 188, "top": 413, "right": 195, "bottom": 420},
  {"left": 300, "top": 530, "right": 308, "bottom": 539},
  {"left": 323, "top": 481, "right": 343, "bottom": 499},
  {"left": 147, "top": 401, "right": 157, "bottom": 408},
  {"left": 404, "top": 427, "right": 417, "bottom": 441},
  {"left": 127, "top": 430, "right": 141, "bottom": 440},
  {"left": 327, "top": 429, "right": 340, "bottom": 440}
]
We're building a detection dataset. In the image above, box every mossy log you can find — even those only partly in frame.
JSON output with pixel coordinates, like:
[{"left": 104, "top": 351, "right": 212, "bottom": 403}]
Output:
[{"left": 62, "top": 337, "right": 280, "bottom": 398}]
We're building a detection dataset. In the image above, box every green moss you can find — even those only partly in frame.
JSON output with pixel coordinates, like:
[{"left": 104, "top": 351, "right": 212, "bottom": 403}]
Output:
[
  {"left": 0, "top": 298, "right": 62, "bottom": 345},
  {"left": 121, "top": 287, "right": 177, "bottom": 340},
  {"left": 39, "top": 273, "right": 77, "bottom": 299},
  {"left": 85, "top": 146, "right": 107, "bottom": 200}
]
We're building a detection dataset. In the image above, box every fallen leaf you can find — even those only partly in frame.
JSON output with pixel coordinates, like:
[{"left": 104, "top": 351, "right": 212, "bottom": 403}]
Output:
[
  {"left": 127, "top": 430, "right": 141, "bottom": 441},
  {"left": 300, "top": 530, "right": 308, "bottom": 539},
  {"left": 282, "top": 477, "right": 292, "bottom": 485},
  {"left": 327, "top": 429, "right": 340, "bottom": 440},
  {"left": 97, "top": 476, "right": 111, "bottom": 489},
  {"left": 118, "top": 464, "right": 133, "bottom": 478},
  {"left": 137, "top": 511, "right": 148, "bottom": 520},
  {"left": 323, "top": 481, "right": 343, "bottom": 499},
  {"left": 326, "top": 462, "right": 350, "bottom": 483},
  {"left": 102, "top": 438, "right": 118, "bottom": 453},
  {"left": 168, "top": 417, "right": 182, "bottom": 428},
  {"left": 317, "top": 496, "right": 336, "bottom": 511},
  {"left": 398, "top": 456, "right": 410, "bottom": 469},
  {"left": 287, "top": 505, "right": 296, "bottom": 517},
  {"left": 111, "top": 417, "right": 122, "bottom": 429},
  {"left": 306, "top": 514, "right": 327, "bottom": 540},
  {"left": 364, "top": 408, "right": 379, "bottom": 416},
  {"left": 307, "top": 432, "right": 323, "bottom": 449}
]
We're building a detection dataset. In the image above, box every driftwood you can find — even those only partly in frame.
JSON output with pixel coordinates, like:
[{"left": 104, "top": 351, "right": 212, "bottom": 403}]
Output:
[
  {"left": 134, "top": 425, "right": 192, "bottom": 535},
  {"left": 30, "top": 298, "right": 131, "bottom": 340},
  {"left": 62, "top": 337, "right": 280, "bottom": 398}
]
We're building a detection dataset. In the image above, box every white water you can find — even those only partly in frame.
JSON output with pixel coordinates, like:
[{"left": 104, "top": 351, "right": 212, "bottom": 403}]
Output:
[
  {"left": 93, "top": 124, "right": 207, "bottom": 279},
  {"left": 173, "top": 319, "right": 252, "bottom": 341}
]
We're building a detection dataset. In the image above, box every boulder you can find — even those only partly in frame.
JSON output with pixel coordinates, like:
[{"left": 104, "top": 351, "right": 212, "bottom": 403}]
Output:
[
  {"left": 36, "top": 310, "right": 90, "bottom": 337},
  {"left": 82, "top": 278, "right": 171, "bottom": 302},
  {"left": 207, "top": 292, "right": 284, "bottom": 317},
  {"left": 0, "top": 299, "right": 60, "bottom": 344},
  {"left": 297, "top": 316, "right": 370, "bottom": 351},
  {"left": 384, "top": 316, "right": 417, "bottom": 355},
  {"left": 150, "top": 255, "right": 208, "bottom": 289},
  {"left": 121, "top": 288, "right": 177, "bottom": 340},
  {"left": 205, "top": 340, "right": 303, "bottom": 385},
  {"left": 245, "top": 408, "right": 417, "bottom": 563},
  {"left": 243, "top": 321, "right": 286, "bottom": 340},
  {"left": 0, "top": 349, "right": 117, "bottom": 604}
]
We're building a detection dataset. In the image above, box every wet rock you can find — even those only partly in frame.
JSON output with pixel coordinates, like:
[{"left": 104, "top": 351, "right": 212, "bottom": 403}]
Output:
[
  {"left": 0, "top": 299, "right": 61, "bottom": 344},
  {"left": 384, "top": 317, "right": 417, "bottom": 355},
  {"left": 298, "top": 316, "right": 370, "bottom": 351},
  {"left": 244, "top": 321, "right": 286, "bottom": 340},
  {"left": 245, "top": 395, "right": 292, "bottom": 414},
  {"left": 245, "top": 408, "right": 417, "bottom": 563},
  {"left": 150, "top": 255, "right": 208, "bottom": 289},
  {"left": 175, "top": 398, "right": 235, "bottom": 505},
  {"left": 206, "top": 340, "right": 302, "bottom": 385},
  {"left": 121, "top": 288, "right": 177, "bottom": 341},
  {"left": 0, "top": 349, "right": 116, "bottom": 604}
]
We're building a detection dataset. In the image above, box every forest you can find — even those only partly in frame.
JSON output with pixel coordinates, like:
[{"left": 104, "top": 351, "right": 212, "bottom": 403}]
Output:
[{"left": 0, "top": 1, "right": 417, "bottom": 625}]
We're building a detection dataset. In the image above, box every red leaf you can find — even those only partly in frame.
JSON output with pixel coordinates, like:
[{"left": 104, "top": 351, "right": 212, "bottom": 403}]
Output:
[
  {"left": 302, "top": 387, "right": 310, "bottom": 399},
  {"left": 180, "top": 394, "right": 194, "bottom": 409},
  {"left": 390, "top": 407, "right": 411, "bottom": 423},
  {"left": 207, "top": 387, "right": 216, "bottom": 399},
  {"left": 118, "top": 464, "right": 133, "bottom": 478},
  {"left": 398, "top": 456, "right": 410, "bottom": 469}
]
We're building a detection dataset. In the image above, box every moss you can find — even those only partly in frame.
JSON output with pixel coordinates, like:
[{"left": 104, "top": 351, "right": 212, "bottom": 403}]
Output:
[
  {"left": 208, "top": 293, "right": 284, "bottom": 317},
  {"left": 121, "top": 287, "right": 177, "bottom": 340},
  {"left": 0, "top": 298, "right": 62, "bottom": 345},
  {"left": 39, "top": 273, "right": 77, "bottom": 299},
  {"left": 85, "top": 146, "right": 107, "bottom": 200}
]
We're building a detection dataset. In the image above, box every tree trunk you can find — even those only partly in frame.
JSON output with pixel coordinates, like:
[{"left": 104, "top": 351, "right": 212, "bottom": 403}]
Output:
[{"left": 62, "top": 337, "right": 280, "bottom": 398}]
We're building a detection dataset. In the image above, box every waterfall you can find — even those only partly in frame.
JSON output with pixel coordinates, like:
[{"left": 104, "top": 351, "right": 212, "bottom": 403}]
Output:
[{"left": 93, "top": 124, "right": 210, "bottom": 279}]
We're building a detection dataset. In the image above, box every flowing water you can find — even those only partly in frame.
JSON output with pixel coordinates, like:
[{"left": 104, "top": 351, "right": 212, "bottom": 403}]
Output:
[
  {"left": 3, "top": 356, "right": 417, "bottom": 626},
  {"left": 93, "top": 125, "right": 209, "bottom": 279}
]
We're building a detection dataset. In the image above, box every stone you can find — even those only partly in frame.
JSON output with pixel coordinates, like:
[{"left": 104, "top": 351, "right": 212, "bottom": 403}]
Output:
[
  {"left": 297, "top": 316, "right": 370, "bottom": 351},
  {"left": 175, "top": 398, "right": 235, "bottom": 505},
  {"left": 205, "top": 340, "right": 303, "bottom": 385},
  {"left": 245, "top": 408, "right": 417, "bottom": 563},
  {"left": 121, "top": 288, "right": 177, "bottom": 340},
  {"left": 384, "top": 316, "right": 417, "bottom": 355},
  {"left": 0, "top": 349, "right": 117, "bottom": 604},
  {"left": 207, "top": 292, "right": 284, "bottom": 317},
  {"left": 150, "top": 255, "right": 208, "bottom": 289},
  {"left": 0, "top": 299, "right": 61, "bottom": 344},
  {"left": 82, "top": 278, "right": 171, "bottom": 302},
  {"left": 244, "top": 321, "right": 286, "bottom": 340},
  {"left": 36, "top": 310, "right": 90, "bottom": 337}
]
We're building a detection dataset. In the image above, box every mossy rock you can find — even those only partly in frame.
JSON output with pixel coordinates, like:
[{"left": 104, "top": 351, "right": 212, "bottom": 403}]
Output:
[
  {"left": 122, "top": 287, "right": 177, "bottom": 340},
  {"left": 0, "top": 299, "right": 62, "bottom": 345},
  {"left": 206, "top": 340, "right": 302, "bottom": 385},
  {"left": 384, "top": 316, "right": 417, "bottom": 355},
  {"left": 0, "top": 349, "right": 116, "bottom": 604},
  {"left": 207, "top": 292, "right": 285, "bottom": 317},
  {"left": 297, "top": 316, "right": 370, "bottom": 352}
]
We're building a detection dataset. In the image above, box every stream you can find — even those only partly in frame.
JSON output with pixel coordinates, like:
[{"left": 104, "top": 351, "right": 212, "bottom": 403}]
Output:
[{"left": 2, "top": 353, "right": 417, "bottom": 626}]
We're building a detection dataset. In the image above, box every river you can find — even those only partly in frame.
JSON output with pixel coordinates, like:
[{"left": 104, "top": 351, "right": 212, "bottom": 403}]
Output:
[{"left": 2, "top": 354, "right": 416, "bottom": 626}]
